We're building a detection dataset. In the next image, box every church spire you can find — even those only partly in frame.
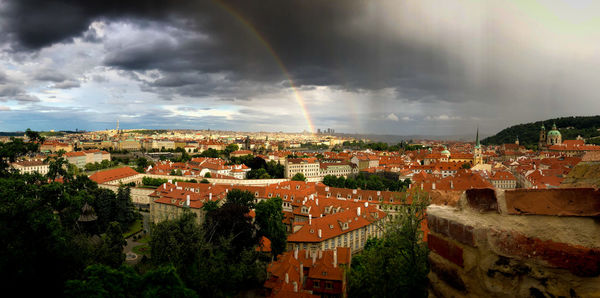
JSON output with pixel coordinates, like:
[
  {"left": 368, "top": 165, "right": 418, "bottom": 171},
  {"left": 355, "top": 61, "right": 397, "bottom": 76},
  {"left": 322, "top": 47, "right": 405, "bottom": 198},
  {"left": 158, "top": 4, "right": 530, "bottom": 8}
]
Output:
[{"left": 475, "top": 126, "right": 480, "bottom": 148}]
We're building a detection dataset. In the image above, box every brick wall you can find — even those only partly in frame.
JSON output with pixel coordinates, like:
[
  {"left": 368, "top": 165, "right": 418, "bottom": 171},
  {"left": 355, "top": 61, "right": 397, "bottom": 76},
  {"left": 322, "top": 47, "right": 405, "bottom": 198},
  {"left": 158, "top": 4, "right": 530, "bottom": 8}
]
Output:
[{"left": 427, "top": 188, "right": 600, "bottom": 297}]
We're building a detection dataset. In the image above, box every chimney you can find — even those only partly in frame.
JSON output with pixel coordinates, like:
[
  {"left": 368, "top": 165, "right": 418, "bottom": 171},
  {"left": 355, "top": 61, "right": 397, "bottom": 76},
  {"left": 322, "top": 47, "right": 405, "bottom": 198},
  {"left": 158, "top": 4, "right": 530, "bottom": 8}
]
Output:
[
  {"left": 186, "top": 195, "right": 190, "bottom": 207},
  {"left": 333, "top": 249, "right": 337, "bottom": 268},
  {"left": 299, "top": 262, "right": 304, "bottom": 282},
  {"left": 432, "top": 182, "right": 436, "bottom": 190},
  {"left": 318, "top": 229, "right": 322, "bottom": 238},
  {"left": 420, "top": 183, "right": 423, "bottom": 190},
  {"left": 312, "top": 251, "right": 317, "bottom": 265},
  {"left": 309, "top": 214, "right": 312, "bottom": 225},
  {"left": 293, "top": 281, "right": 298, "bottom": 292},
  {"left": 175, "top": 181, "right": 178, "bottom": 186},
  {"left": 294, "top": 247, "right": 298, "bottom": 259},
  {"left": 163, "top": 183, "right": 166, "bottom": 189},
  {"left": 285, "top": 273, "right": 289, "bottom": 284},
  {"left": 209, "top": 192, "right": 212, "bottom": 201},
  {"left": 318, "top": 249, "right": 322, "bottom": 259},
  {"left": 450, "top": 180, "right": 454, "bottom": 189},
  {"left": 357, "top": 207, "right": 361, "bottom": 216},
  {"left": 316, "top": 198, "right": 318, "bottom": 206}
]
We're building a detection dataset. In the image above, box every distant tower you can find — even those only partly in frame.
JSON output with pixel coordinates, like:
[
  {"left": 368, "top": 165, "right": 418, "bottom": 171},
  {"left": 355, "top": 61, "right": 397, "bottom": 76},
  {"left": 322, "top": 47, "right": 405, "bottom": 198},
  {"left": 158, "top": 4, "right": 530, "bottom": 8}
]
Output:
[
  {"left": 244, "top": 136, "right": 251, "bottom": 150},
  {"left": 515, "top": 136, "right": 519, "bottom": 146},
  {"left": 116, "top": 119, "right": 120, "bottom": 133},
  {"left": 539, "top": 124, "right": 546, "bottom": 149},
  {"left": 473, "top": 127, "right": 483, "bottom": 165}
]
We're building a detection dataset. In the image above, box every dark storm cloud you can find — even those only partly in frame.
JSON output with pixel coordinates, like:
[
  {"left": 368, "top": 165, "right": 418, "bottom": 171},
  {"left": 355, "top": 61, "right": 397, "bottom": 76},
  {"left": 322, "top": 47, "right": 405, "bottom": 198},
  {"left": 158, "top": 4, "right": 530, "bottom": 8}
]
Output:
[
  {"left": 1, "top": 0, "right": 434, "bottom": 92},
  {"left": 2, "top": 0, "right": 599, "bottom": 129}
]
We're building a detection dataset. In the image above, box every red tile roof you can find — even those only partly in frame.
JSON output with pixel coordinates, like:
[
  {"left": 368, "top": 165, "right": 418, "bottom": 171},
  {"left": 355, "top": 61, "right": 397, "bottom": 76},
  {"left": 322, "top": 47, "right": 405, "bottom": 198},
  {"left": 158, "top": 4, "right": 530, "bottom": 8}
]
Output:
[{"left": 89, "top": 166, "right": 139, "bottom": 184}]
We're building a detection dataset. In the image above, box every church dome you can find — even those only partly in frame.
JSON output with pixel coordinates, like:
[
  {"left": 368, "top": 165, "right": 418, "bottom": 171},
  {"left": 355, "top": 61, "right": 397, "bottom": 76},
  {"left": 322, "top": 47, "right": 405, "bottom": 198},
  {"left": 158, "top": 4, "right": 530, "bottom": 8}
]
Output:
[
  {"left": 548, "top": 130, "right": 561, "bottom": 137},
  {"left": 548, "top": 123, "right": 561, "bottom": 137},
  {"left": 441, "top": 149, "right": 450, "bottom": 156}
]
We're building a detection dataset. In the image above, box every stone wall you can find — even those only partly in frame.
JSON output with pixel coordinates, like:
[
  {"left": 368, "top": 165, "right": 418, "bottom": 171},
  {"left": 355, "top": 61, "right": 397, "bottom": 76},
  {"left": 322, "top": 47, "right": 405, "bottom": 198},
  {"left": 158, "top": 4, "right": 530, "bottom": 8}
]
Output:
[{"left": 427, "top": 188, "right": 600, "bottom": 297}]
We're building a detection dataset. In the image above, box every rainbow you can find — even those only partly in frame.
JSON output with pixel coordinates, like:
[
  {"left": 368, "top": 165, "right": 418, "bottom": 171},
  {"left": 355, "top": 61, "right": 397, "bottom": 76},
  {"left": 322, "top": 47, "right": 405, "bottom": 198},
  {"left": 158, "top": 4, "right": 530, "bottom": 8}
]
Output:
[{"left": 215, "top": 2, "right": 316, "bottom": 134}]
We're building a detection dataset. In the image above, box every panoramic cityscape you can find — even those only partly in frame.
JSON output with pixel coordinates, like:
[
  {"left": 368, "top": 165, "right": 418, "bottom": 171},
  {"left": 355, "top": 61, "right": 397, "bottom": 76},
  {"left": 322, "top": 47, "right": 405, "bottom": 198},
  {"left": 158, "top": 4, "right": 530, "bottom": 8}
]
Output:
[{"left": 1, "top": 1, "right": 600, "bottom": 297}]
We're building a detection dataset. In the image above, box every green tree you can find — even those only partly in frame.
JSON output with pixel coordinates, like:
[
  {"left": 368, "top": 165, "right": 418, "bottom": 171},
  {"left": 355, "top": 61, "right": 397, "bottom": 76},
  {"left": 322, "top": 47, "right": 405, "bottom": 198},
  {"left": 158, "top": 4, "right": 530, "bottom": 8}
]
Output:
[
  {"left": 46, "top": 151, "right": 70, "bottom": 181},
  {"left": 291, "top": 172, "right": 306, "bottom": 181},
  {"left": 225, "top": 189, "right": 256, "bottom": 209},
  {"left": 64, "top": 264, "right": 197, "bottom": 298},
  {"left": 95, "top": 222, "right": 126, "bottom": 268},
  {"left": 461, "top": 163, "right": 471, "bottom": 169},
  {"left": 348, "top": 192, "right": 430, "bottom": 297},
  {"left": 204, "top": 172, "right": 211, "bottom": 178},
  {"left": 255, "top": 197, "right": 287, "bottom": 256},
  {"left": 224, "top": 144, "right": 239, "bottom": 156},
  {"left": 150, "top": 212, "right": 204, "bottom": 270}
]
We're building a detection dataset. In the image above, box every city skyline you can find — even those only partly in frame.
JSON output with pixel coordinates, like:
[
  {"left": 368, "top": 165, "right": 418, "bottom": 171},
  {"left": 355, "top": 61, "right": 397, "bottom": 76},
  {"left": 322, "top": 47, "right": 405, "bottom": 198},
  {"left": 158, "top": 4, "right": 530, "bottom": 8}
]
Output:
[{"left": 1, "top": 1, "right": 600, "bottom": 135}]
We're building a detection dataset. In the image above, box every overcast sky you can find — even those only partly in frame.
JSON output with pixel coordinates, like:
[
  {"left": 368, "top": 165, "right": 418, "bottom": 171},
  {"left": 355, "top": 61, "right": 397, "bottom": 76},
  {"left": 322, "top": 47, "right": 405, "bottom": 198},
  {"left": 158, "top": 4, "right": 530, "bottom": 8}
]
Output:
[{"left": 0, "top": 0, "right": 599, "bottom": 135}]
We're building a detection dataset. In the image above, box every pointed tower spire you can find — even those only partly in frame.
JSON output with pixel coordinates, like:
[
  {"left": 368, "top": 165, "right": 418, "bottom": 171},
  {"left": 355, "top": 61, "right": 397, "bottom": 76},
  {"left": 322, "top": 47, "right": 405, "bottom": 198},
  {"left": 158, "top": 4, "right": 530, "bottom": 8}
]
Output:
[{"left": 475, "top": 126, "right": 480, "bottom": 148}]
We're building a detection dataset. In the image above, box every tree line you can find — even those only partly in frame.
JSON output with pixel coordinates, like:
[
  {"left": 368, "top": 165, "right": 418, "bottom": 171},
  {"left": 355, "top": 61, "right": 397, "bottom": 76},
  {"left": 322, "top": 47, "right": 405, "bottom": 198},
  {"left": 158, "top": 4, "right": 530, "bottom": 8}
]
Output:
[{"left": 322, "top": 173, "right": 411, "bottom": 191}]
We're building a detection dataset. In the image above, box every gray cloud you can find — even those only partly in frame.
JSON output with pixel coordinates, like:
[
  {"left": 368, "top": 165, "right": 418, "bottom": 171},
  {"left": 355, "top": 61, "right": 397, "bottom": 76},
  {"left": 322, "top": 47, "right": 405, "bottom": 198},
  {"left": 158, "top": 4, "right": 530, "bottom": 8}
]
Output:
[
  {"left": 52, "top": 80, "right": 80, "bottom": 89},
  {"left": 1, "top": 0, "right": 599, "bottom": 134}
]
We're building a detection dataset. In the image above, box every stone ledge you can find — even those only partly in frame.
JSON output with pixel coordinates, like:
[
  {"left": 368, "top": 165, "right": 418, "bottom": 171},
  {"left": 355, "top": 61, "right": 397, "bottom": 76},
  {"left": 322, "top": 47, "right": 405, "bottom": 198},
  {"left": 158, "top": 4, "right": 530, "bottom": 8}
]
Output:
[
  {"left": 489, "top": 229, "right": 600, "bottom": 277},
  {"left": 505, "top": 188, "right": 600, "bottom": 216}
]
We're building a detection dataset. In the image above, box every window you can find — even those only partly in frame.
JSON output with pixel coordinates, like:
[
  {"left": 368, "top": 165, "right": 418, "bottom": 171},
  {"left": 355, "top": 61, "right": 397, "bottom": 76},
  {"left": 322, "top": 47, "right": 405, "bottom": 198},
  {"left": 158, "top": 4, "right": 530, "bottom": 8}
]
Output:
[
  {"left": 313, "top": 281, "right": 320, "bottom": 288},
  {"left": 326, "top": 282, "right": 332, "bottom": 289}
]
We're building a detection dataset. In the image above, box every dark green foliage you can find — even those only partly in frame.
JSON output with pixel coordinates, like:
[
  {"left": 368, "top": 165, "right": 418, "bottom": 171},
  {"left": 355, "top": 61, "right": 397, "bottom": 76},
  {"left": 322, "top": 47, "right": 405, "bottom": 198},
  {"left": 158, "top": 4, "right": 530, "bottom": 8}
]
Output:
[
  {"left": 198, "top": 148, "right": 220, "bottom": 158},
  {"left": 482, "top": 115, "right": 600, "bottom": 147},
  {"left": 85, "top": 159, "right": 119, "bottom": 172},
  {"left": 204, "top": 172, "right": 211, "bottom": 178},
  {"left": 150, "top": 212, "right": 204, "bottom": 269},
  {"left": 95, "top": 222, "right": 127, "bottom": 268},
  {"left": 135, "top": 157, "right": 153, "bottom": 173},
  {"left": 151, "top": 204, "right": 266, "bottom": 296},
  {"left": 65, "top": 264, "right": 197, "bottom": 298},
  {"left": 200, "top": 178, "right": 209, "bottom": 184},
  {"left": 231, "top": 156, "right": 285, "bottom": 179},
  {"left": 91, "top": 186, "right": 136, "bottom": 232},
  {"left": 142, "top": 176, "right": 168, "bottom": 187},
  {"left": 225, "top": 188, "right": 256, "bottom": 209},
  {"left": 322, "top": 174, "right": 410, "bottom": 191},
  {"left": 0, "top": 131, "right": 144, "bottom": 296},
  {"left": 224, "top": 143, "right": 239, "bottom": 156},
  {"left": 291, "top": 172, "right": 306, "bottom": 181},
  {"left": 348, "top": 192, "right": 430, "bottom": 297},
  {"left": 255, "top": 197, "right": 287, "bottom": 256},
  {"left": 170, "top": 169, "right": 183, "bottom": 176}
]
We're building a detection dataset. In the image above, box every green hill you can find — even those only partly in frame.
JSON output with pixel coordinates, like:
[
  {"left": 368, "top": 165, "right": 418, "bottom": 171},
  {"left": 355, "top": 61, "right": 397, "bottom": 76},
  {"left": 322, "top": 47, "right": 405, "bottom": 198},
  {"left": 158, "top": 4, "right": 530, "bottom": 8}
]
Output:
[{"left": 481, "top": 116, "right": 600, "bottom": 149}]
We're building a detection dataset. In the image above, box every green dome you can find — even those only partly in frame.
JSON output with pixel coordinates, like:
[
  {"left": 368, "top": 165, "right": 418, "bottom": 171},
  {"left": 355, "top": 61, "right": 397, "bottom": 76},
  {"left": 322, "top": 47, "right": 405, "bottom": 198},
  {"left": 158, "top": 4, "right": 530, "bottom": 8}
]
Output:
[
  {"left": 441, "top": 149, "right": 450, "bottom": 155},
  {"left": 548, "top": 130, "right": 561, "bottom": 137}
]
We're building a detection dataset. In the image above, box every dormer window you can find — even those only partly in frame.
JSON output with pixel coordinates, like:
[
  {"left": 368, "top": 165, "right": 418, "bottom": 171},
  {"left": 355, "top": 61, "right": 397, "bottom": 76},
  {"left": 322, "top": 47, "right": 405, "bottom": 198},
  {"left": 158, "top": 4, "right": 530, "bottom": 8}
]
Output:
[
  {"left": 255, "top": 192, "right": 259, "bottom": 197},
  {"left": 284, "top": 195, "right": 288, "bottom": 199},
  {"left": 326, "top": 193, "right": 331, "bottom": 198},
  {"left": 268, "top": 193, "right": 272, "bottom": 198},
  {"left": 347, "top": 194, "right": 351, "bottom": 199},
  {"left": 389, "top": 198, "right": 393, "bottom": 203},
  {"left": 368, "top": 196, "right": 372, "bottom": 201}
]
